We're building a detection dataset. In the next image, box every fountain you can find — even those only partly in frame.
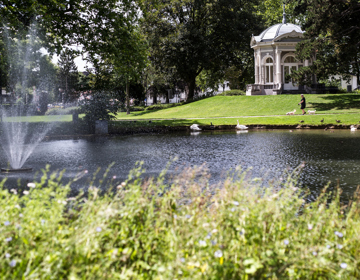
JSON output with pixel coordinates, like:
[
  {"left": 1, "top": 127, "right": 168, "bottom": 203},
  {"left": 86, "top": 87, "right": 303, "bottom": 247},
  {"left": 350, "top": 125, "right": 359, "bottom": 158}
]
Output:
[
  {"left": 0, "top": 106, "right": 53, "bottom": 172},
  {"left": 0, "top": 24, "right": 54, "bottom": 172}
]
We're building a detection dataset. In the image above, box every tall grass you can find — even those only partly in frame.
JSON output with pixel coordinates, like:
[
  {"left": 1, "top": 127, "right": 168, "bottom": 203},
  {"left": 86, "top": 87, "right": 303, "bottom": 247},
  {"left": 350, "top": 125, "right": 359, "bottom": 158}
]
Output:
[{"left": 1, "top": 164, "right": 359, "bottom": 279}]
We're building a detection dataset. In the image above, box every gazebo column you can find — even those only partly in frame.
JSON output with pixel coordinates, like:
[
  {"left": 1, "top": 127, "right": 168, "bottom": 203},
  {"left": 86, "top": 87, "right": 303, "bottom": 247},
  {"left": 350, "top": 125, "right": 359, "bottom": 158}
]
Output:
[
  {"left": 254, "top": 53, "right": 259, "bottom": 84},
  {"left": 276, "top": 47, "right": 282, "bottom": 84}
]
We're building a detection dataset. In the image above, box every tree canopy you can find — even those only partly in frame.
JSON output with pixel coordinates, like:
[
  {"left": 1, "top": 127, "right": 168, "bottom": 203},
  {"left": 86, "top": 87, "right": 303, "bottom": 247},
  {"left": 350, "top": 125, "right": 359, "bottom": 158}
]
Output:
[
  {"left": 292, "top": 0, "right": 360, "bottom": 87},
  {"left": 143, "top": 0, "right": 262, "bottom": 100}
]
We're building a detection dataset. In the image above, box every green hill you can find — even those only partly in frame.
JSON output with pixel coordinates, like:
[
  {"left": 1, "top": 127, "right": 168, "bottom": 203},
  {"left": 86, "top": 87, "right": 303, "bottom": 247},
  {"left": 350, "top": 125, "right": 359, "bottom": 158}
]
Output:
[{"left": 115, "top": 94, "right": 360, "bottom": 126}]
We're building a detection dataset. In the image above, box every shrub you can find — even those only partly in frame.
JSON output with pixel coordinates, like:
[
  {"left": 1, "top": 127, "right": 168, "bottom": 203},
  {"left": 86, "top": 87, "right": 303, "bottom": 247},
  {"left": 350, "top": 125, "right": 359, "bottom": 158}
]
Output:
[
  {"left": 217, "top": 89, "right": 245, "bottom": 96},
  {"left": 45, "top": 106, "right": 80, "bottom": 115},
  {"left": 0, "top": 164, "right": 359, "bottom": 279},
  {"left": 145, "top": 103, "right": 179, "bottom": 111}
]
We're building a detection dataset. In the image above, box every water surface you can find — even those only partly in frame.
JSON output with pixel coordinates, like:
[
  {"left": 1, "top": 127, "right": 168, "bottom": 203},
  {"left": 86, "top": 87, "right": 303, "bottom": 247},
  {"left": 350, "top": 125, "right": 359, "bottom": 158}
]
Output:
[{"left": 1, "top": 129, "right": 359, "bottom": 201}]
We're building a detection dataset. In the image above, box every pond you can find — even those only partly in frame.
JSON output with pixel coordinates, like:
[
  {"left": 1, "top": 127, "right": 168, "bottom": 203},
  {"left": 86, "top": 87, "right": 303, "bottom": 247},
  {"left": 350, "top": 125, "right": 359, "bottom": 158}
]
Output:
[{"left": 1, "top": 129, "right": 359, "bottom": 201}]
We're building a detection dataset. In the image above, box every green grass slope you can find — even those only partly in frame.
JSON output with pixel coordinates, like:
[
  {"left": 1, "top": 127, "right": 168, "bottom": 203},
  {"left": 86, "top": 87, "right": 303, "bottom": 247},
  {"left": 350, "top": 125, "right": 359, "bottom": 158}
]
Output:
[
  {"left": 115, "top": 94, "right": 360, "bottom": 126},
  {"left": 118, "top": 94, "right": 360, "bottom": 119}
]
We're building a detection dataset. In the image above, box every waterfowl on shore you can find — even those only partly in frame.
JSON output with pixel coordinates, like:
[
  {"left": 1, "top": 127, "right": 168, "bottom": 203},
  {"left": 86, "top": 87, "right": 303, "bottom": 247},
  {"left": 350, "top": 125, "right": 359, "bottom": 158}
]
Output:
[
  {"left": 236, "top": 120, "right": 248, "bottom": 130},
  {"left": 299, "top": 120, "right": 304, "bottom": 123},
  {"left": 190, "top": 124, "right": 201, "bottom": 131},
  {"left": 209, "top": 122, "right": 215, "bottom": 129},
  {"left": 350, "top": 125, "right": 358, "bottom": 132},
  {"left": 320, "top": 118, "right": 324, "bottom": 123},
  {"left": 336, "top": 119, "right": 341, "bottom": 123}
]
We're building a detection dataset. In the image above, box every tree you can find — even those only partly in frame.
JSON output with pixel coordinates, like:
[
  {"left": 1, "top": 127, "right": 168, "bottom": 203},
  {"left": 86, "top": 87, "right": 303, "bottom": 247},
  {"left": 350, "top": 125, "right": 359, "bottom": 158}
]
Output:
[
  {"left": 143, "top": 0, "right": 262, "bottom": 101},
  {"left": 256, "top": 0, "right": 305, "bottom": 27},
  {"left": 292, "top": 0, "right": 360, "bottom": 87},
  {"left": 57, "top": 49, "right": 79, "bottom": 103},
  {"left": 74, "top": 0, "right": 148, "bottom": 114}
]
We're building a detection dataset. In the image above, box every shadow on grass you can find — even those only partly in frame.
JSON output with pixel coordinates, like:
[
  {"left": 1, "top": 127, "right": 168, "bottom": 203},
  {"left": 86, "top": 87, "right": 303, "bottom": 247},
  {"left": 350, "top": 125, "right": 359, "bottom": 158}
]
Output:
[
  {"left": 111, "top": 119, "right": 199, "bottom": 128},
  {"left": 310, "top": 94, "right": 360, "bottom": 112}
]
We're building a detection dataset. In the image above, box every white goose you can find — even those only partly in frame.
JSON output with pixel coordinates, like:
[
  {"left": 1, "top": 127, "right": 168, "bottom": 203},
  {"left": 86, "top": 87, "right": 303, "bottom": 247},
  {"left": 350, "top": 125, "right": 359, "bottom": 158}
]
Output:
[
  {"left": 190, "top": 124, "right": 201, "bottom": 131},
  {"left": 350, "top": 125, "right": 358, "bottom": 132},
  {"left": 235, "top": 120, "right": 248, "bottom": 130}
]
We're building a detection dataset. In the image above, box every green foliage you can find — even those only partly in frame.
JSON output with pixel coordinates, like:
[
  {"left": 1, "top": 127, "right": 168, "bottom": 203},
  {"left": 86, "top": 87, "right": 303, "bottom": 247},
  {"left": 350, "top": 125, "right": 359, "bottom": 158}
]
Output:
[
  {"left": 45, "top": 106, "right": 79, "bottom": 116},
  {"left": 57, "top": 49, "right": 79, "bottom": 103},
  {"left": 143, "top": 0, "right": 262, "bottom": 101},
  {"left": 79, "top": 91, "right": 122, "bottom": 132},
  {"left": 256, "top": 0, "right": 305, "bottom": 27},
  {"left": 145, "top": 103, "right": 181, "bottom": 111},
  {"left": 293, "top": 0, "right": 360, "bottom": 87},
  {"left": 217, "top": 90, "right": 245, "bottom": 96},
  {"left": 1, "top": 164, "right": 360, "bottom": 278}
]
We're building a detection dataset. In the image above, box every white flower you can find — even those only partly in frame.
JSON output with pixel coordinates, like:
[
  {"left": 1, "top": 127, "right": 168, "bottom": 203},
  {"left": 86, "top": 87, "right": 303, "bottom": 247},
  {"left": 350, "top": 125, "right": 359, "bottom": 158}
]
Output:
[
  {"left": 15, "top": 205, "right": 21, "bottom": 209},
  {"left": 211, "top": 240, "right": 217, "bottom": 246},
  {"left": 96, "top": 227, "right": 102, "bottom": 232},
  {"left": 23, "top": 191, "right": 29, "bottom": 195},
  {"left": 230, "top": 208, "right": 236, "bottom": 212},
  {"left": 4, "top": 221, "right": 10, "bottom": 226},
  {"left": 199, "top": 240, "right": 206, "bottom": 247},
  {"left": 27, "top": 182, "right": 36, "bottom": 188},
  {"left": 10, "top": 189, "right": 17, "bottom": 194},
  {"left": 41, "top": 219, "right": 45, "bottom": 225},
  {"left": 180, "top": 257, "right": 185, "bottom": 263},
  {"left": 185, "top": 215, "right": 191, "bottom": 219},
  {"left": 232, "top": 201, "right": 239, "bottom": 206},
  {"left": 112, "top": 176, "right": 116, "bottom": 179},
  {"left": 284, "top": 239, "right": 289, "bottom": 245},
  {"left": 206, "top": 233, "right": 212, "bottom": 239},
  {"left": 5, "top": 253, "right": 10, "bottom": 258},
  {"left": 84, "top": 170, "right": 88, "bottom": 174},
  {"left": 121, "top": 182, "right": 126, "bottom": 187},
  {"left": 5, "top": 237, "right": 12, "bottom": 242},
  {"left": 9, "top": 260, "right": 16, "bottom": 267},
  {"left": 337, "top": 244, "right": 343, "bottom": 249},
  {"left": 214, "top": 250, "right": 223, "bottom": 258},
  {"left": 340, "top": 263, "right": 347, "bottom": 269},
  {"left": 19, "top": 213, "right": 23, "bottom": 218},
  {"left": 326, "top": 245, "right": 331, "bottom": 249},
  {"left": 312, "top": 251, "right": 317, "bottom": 256},
  {"left": 173, "top": 214, "right": 177, "bottom": 219},
  {"left": 335, "top": 231, "right": 344, "bottom": 238},
  {"left": 308, "top": 224, "right": 313, "bottom": 230}
]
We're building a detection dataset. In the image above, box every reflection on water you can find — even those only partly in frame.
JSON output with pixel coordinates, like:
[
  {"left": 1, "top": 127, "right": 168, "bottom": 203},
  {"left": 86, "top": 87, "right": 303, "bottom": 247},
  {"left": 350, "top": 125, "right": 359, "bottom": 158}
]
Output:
[{"left": 0, "top": 130, "right": 359, "bottom": 201}]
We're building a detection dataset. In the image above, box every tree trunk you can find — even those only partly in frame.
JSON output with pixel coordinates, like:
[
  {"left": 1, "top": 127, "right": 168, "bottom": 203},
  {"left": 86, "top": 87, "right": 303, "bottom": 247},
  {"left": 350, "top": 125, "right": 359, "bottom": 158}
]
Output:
[
  {"left": 126, "top": 79, "right": 130, "bottom": 114},
  {"left": 187, "top": 76, "right": 196, "bottom": 101},
  {"left": 153, "top": 92, "right": 157, "bottom": 104},
  {"left": 165, "top": 90, "right": 169, "bottom": 104},
  {"left": 0, "top": 67, "right": 2, "bottom": 105}
]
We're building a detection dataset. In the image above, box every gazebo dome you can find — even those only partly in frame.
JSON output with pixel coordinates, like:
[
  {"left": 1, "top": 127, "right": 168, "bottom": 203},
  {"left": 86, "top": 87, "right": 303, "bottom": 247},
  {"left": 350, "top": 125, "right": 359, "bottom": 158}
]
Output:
[{"left": 254, "top": 23, "right": 304, "bottom": 42}]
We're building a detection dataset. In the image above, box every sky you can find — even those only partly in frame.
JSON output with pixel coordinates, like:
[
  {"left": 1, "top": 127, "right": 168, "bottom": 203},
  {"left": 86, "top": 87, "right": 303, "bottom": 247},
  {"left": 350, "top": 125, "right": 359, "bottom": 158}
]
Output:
[
  {"left": 50, "top": 44, "right": 91, "bottom": 72},
  {"left": 52, "top": 53, "right": 89, "bottom": 72}
]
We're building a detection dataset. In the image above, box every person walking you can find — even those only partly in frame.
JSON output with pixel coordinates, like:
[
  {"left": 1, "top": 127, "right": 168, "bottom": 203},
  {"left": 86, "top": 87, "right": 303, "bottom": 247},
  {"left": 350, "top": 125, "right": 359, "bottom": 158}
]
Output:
[{"left": 298, "top": 94, "right": 306, "bottom": 115}]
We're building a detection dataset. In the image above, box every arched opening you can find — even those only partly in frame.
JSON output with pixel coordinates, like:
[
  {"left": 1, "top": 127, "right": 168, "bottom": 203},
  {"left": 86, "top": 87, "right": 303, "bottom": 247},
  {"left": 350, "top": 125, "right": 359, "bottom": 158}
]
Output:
[
  {"left": 283, "top": 55, "right": 298, "bottom": 90},
  {"left": 265, "top": 57, "right": 273, "bottom": 83}
]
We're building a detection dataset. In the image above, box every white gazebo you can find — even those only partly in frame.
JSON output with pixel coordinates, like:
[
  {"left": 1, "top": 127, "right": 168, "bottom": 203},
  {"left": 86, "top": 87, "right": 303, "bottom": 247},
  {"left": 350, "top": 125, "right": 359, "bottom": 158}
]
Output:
[{"left": 246, "top": 7, "right": 316, "bottom": 95}]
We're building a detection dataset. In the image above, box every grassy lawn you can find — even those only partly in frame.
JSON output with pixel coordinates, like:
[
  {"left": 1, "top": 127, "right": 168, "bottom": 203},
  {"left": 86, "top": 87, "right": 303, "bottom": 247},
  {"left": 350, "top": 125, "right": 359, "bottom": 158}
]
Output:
[
  {"left": 3, "top": 114, "right": 74, "bottom": 123},
  {"left": 115, "top": 94, "right": 360, "bottom": 126},
  {"left": 2, "top": 94, "right": 359, "bottom": 127}
]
